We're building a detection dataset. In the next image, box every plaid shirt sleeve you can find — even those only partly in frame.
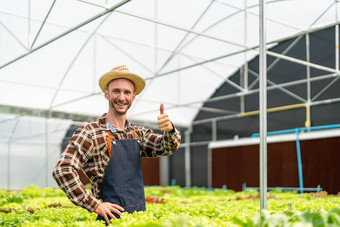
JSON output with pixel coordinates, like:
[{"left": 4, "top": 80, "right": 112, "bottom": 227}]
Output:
[
  {"left": 52, "top": 126, "right": 100, "bottom": 212},
  {"left": 139, "top": 123, "right": 181, "bottom": 157}
]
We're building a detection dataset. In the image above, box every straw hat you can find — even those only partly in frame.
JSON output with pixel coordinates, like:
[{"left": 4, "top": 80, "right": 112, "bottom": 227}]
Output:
[{"left": 98, "top": 65, "right": 146, "bottom": 95}]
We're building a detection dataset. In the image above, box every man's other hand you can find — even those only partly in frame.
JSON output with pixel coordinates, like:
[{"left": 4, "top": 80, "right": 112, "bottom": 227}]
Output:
[
  {"left": 95, "top": 202, "right": 124, "bottom": 225},
  {"left": 157, "top": 104, "right": 174, "bottom": 132}
]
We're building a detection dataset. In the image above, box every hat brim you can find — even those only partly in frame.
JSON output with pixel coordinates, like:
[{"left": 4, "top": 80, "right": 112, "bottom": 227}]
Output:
[{"left": 99, "top": 71, "right": 146, "bottom": 95}]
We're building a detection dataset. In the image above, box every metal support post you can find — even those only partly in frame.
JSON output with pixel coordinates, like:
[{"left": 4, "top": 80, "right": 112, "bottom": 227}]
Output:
[
  {"left": 207, "top": 147, "right": 212, "bottom": 188},
  {"left": 212, "top": 119, "right": 217, "bottom": 141},
  {"left": 306, "top": 33, "right": 311, "bottom": 128},
  {"left": 259, "top": 0, "right": 267, "bottom": 211},
  {"left": 7, "top": 118, "right": 20, "bottom": 190},
  {"left": 45, "top": 111, "right": 51, "bottom": 187},
  {"left": 185, "top": 130, "right": 191, "bottom": 187},
  {"left": 241, "top": 0, "right": 249, "bottom": 114},
  {"left": 159, "top": 157, "right": 169, "bottom": 186},
  {"left": 240, "top": 67, "right": 245, "bottom": 113},
  {"left": 336, "top": 24, "right": 339, "bottom": 71},
  {"left": 306, "top": 34, "right": 311, "bottom": 103},
  {"left": 92, "top": 35, "right": 97, "bottom": 92}
]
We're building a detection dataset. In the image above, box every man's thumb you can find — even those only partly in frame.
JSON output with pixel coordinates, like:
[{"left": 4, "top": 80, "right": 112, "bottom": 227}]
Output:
[{"left": 160, "top": 104, "right": 164, "bottom": 114}]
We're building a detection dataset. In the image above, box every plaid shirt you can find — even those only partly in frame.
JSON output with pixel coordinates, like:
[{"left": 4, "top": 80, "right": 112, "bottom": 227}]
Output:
[{"left": 52, "top": 114, "right": 181, "bottom": 212}]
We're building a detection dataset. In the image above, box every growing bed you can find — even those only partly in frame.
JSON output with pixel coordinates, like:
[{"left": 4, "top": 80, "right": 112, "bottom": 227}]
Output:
[{"left": 1, "top": 185, "right": 340, "bottom": 226}]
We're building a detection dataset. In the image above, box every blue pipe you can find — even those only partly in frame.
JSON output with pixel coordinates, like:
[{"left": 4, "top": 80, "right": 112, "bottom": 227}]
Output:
[
  {"left": 295, "top": 128, "right": 304, "bottom": 194},
  {"left": 242, "top": 183, "right": 322, "bottom": 193},
  {"left": 251, "top": 128, "right": 296, "bottom": 137},
  {"left": 171, "top": 178, "right": 176, "bottom": 186}
]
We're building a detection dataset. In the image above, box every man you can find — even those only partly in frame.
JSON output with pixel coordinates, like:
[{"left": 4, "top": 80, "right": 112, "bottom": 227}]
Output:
[{"left": 52, "top": 65, "right": 181, "bottom": 225}]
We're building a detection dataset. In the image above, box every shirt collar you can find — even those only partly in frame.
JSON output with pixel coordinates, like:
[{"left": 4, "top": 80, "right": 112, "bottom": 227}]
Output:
[
  {"left": 98, "top": 114, "right": 109, "bottom": 131},
  {"left": 106, "top": 118, "right": 131, "bottom": 133},
  {"left": 98, "top": 113, "right": 131, "bottom": 132}
]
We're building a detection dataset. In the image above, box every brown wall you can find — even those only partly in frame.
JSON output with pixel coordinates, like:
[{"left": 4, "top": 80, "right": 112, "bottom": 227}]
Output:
[
  {"left": 211, "top": 137, "right": 340, "bottom": 194},
  {"left": 141, "top": 157, "right": 160, "bottom": 186}
]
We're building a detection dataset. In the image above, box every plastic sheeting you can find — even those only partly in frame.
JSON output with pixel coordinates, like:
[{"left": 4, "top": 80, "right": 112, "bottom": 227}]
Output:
[
  {"left": 1, "top": 0, "right": 339, "bottom": 127},
  {"left": 0, "top": 113, "right": 72, "bottom": 189}
]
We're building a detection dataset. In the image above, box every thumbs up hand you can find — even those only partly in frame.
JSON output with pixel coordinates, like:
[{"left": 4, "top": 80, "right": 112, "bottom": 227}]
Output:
[{"left": 157, "top": 104, "right": 174, "bottom": 132}]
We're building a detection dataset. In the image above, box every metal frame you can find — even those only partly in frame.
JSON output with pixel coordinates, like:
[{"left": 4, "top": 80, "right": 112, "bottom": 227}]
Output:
[{"left": 0, "top": 0, "right": 132, "bottom": 69}]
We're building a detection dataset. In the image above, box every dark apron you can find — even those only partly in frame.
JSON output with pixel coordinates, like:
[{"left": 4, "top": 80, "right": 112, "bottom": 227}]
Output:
[{"left": 97, "top": 138, "right": 146, "bottom": 223}]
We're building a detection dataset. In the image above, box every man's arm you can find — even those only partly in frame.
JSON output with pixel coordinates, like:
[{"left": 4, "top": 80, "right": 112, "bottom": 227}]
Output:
[
  {"left": 140, "top": 104, "right": 181, "bottom": 157},
  {"left": 52, "top": 127, "right": 100, "bottom": 212}
]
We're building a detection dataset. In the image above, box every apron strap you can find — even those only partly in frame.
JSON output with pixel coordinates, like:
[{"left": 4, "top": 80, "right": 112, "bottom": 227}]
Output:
[
  {"left": 106, "top": 130, "right": 140, "bottom": 157},
  {"left": 106, "top": 130, "right": 114, "bottom": 158},
  {"left": 132, "top": 130, "right": 140, "bottom": 138}
]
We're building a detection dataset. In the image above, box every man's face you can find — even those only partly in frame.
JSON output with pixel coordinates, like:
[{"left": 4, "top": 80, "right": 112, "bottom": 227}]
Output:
[{"left": 105, "top": 78, "right": 136, "bottom": 115}]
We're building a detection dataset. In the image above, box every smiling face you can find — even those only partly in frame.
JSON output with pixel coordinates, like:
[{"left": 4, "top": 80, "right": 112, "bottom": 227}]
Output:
[{"left": 105, "top": 78, "right": 136, "bottom": 116}]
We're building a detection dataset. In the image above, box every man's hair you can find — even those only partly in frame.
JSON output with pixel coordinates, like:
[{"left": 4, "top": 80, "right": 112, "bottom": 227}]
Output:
[{"left": 106, "top": 79, "right": 136, "bottom": 92}]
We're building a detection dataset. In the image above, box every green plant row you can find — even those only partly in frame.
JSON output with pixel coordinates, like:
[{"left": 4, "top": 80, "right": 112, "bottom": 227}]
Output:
[
  {"left": 1, "top": 185, "right": 340, "bottom": 226},
  {"left": 233, "top": 208, "right": 340, "bottom": 227}
]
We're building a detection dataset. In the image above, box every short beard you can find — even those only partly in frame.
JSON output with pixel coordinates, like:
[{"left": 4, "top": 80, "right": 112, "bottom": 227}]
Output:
[{"left": 109, "top": 100, "right": 131, "bottom": 115}]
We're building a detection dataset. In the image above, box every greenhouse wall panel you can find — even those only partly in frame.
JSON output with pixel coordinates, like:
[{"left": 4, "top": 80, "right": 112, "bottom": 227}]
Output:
[{"left": 209, "top": 129, "right": 340, "bottom": 194}]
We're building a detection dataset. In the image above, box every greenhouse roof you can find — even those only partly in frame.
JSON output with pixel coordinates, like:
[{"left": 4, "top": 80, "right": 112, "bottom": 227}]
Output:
[{"left": 1, "top": 0, "right": 339, "bottom": 127}]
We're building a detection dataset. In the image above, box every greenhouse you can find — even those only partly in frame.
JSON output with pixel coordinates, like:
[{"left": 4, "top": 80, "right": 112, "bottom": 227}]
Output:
[{"left": 1, "top": 0, "right": 340, "bottom": 226}]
